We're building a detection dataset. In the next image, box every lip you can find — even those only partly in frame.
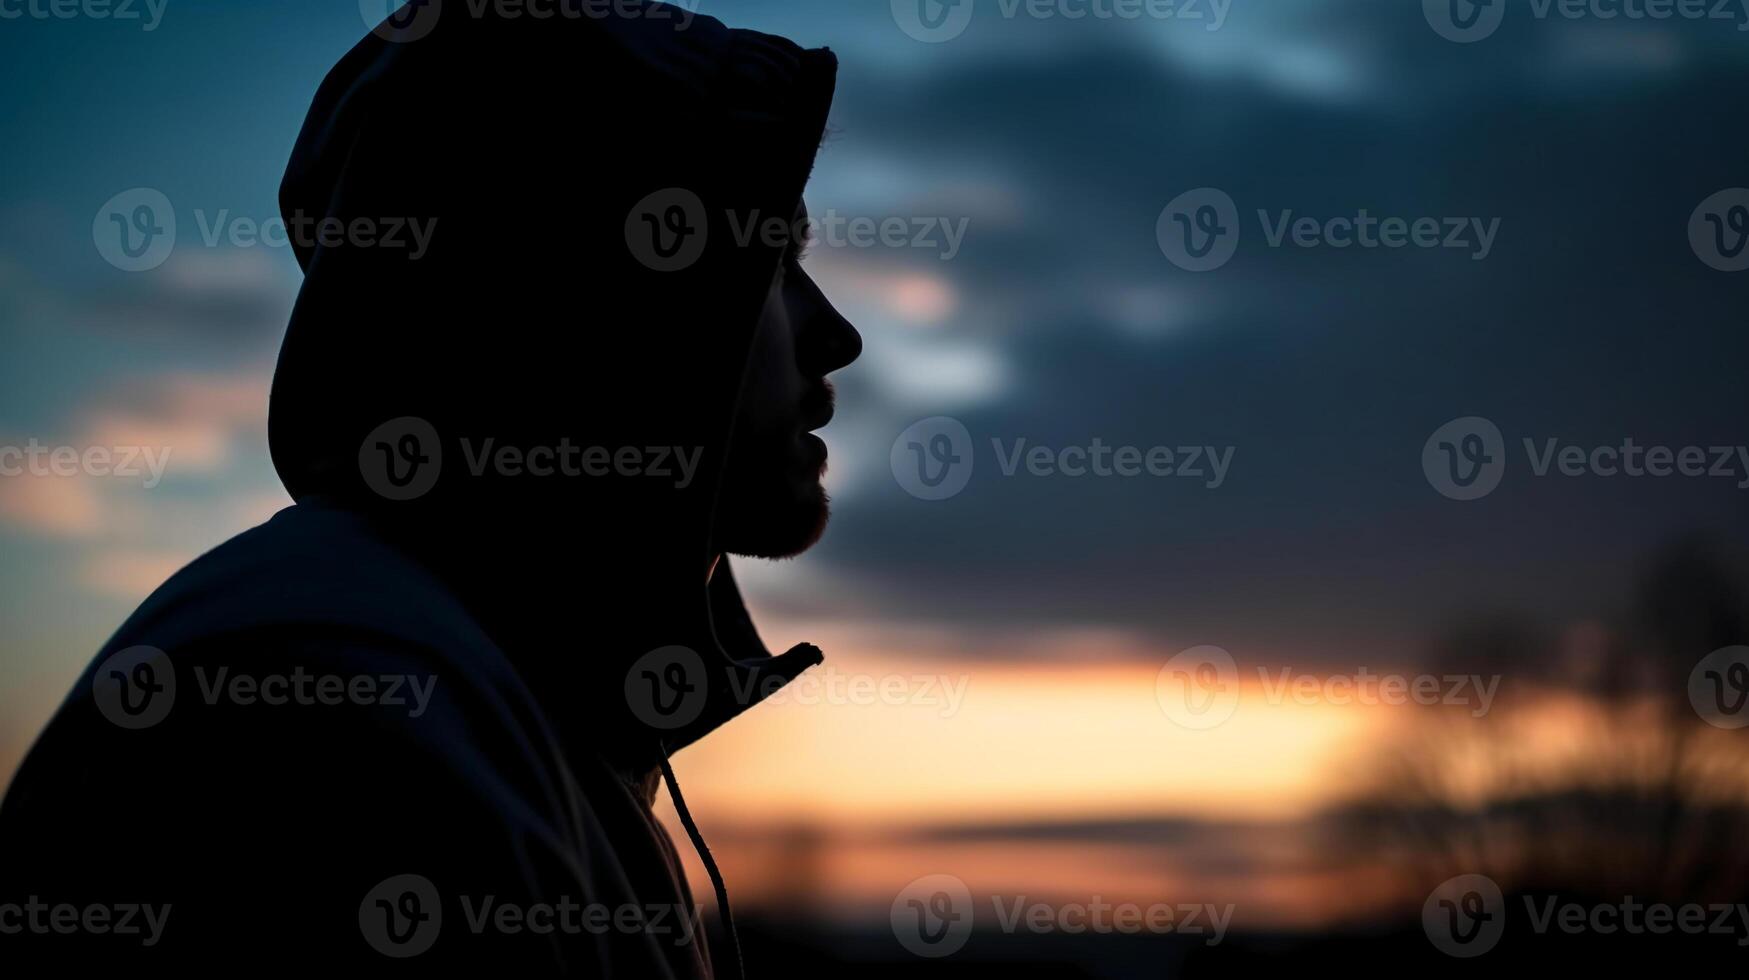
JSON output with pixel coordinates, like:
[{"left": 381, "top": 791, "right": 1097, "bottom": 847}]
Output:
[{"left": 801, "top": 384, "right": 835, "bottom": 432}]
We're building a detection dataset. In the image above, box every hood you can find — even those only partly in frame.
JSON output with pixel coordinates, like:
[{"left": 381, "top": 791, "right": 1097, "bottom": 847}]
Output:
[{"left": 268, "top": 0, "right": 836, "bottom": 766}]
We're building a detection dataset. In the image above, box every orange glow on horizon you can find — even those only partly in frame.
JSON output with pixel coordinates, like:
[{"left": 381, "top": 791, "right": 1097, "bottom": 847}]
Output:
[{"left": 669, "top": 626, "right": 1395, "bottom": 827}]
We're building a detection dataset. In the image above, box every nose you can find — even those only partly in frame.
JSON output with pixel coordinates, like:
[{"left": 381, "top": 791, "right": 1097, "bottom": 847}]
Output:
[{"left": 797, "top": 267, "right": 862, "bottom": 376}]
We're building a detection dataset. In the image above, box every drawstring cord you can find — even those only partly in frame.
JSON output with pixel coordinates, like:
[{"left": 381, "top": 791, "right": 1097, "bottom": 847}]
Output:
[{"left": 659, "top": 747, "right": 744, "bottom": 980}]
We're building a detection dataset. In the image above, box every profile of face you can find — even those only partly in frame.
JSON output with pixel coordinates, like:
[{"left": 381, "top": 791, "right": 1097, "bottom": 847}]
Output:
[{"left": 715, "top": 200, "right": 863, "bottom": 560}]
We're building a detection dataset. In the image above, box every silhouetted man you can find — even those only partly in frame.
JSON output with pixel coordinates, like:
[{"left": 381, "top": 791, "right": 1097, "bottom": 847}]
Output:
[{"left": 0, "top": 2, "right": 860, "bottom": 974}]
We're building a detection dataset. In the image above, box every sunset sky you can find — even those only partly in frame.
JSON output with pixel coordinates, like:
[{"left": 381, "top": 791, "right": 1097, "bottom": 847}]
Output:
[{"left": 5, "top": 0, "right": 1749, "bottom": 934}]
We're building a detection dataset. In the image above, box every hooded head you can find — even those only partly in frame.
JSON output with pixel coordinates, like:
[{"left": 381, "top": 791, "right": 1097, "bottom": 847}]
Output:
[{"left": 268, "top": 0, "right": 859, "bottom": 760}]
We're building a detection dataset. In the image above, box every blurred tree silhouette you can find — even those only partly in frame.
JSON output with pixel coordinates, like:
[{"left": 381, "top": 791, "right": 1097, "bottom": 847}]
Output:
[{"left": 1335, "top": 537, "right": 1749, "bottom": 911}]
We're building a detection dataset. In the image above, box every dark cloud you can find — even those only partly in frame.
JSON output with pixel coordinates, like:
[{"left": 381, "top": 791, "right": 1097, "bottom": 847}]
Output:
[{"left": 782, "top": 10, "right": 1749, "bottom": 664}]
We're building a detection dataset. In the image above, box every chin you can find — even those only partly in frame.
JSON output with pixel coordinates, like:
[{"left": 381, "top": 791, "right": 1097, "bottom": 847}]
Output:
[
  {"left": 717, "top": 430, "right": 834, "bottom": 559},
  {"left": 721, "top": 479, "right": 830, "bottom": 560}
]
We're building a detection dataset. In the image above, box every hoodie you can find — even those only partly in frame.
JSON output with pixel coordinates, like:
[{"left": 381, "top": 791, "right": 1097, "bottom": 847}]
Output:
[{"left": 0, "top": 2, "right": 837, "bottom": 974}]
